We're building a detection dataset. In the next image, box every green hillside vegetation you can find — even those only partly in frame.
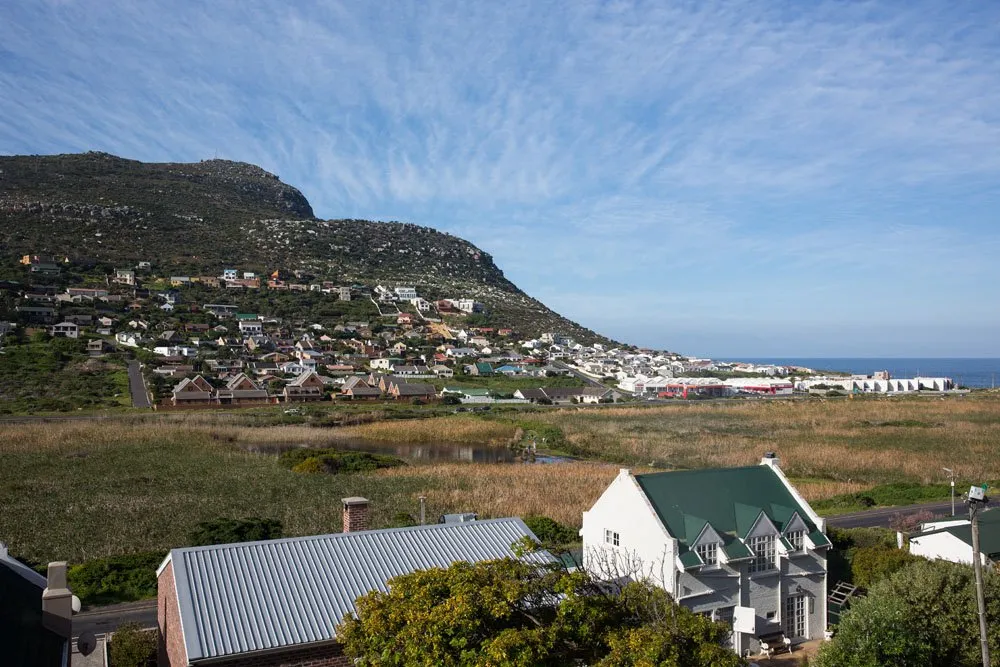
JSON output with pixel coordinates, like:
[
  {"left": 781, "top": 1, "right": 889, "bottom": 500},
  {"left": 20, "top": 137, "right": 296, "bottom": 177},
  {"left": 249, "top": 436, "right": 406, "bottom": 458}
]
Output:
[
  {"left": 0, "top": 333, "right": 128, "bottom": 413},
  {"left": 0, "top": 152, "right": 610, "bottom": 344}
]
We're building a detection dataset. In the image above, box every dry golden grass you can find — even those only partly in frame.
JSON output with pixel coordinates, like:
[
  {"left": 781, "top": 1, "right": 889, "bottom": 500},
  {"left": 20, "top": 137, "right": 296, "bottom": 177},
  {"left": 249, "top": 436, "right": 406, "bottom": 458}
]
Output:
[
  {"left": 378, "top": 462, "right": 626, "bottom": 526},
  {"left": 537, "top": 396, "right": 1000, "bottom": 484}
]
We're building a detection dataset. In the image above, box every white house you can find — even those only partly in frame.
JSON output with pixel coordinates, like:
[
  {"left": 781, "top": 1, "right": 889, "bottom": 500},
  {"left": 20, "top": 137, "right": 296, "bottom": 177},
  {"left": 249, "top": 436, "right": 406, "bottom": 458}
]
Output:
[
  {"left": 581, "top": 454, "right": 830, "bottom": 656},
  {"left": 238, "top": 320, "right": 263, "bottom": 336},
  {"left": 909, "top": 509, "right": 1000, "bottom": 567},
  {"left": 49, "top": 322, "right": 79, "bottom": 339},
  {"left": 394, "top": 286, "right": 418, "bottom": 300},
  {"left": 222, "top": 269, "right": 238, "bottom": 281}
]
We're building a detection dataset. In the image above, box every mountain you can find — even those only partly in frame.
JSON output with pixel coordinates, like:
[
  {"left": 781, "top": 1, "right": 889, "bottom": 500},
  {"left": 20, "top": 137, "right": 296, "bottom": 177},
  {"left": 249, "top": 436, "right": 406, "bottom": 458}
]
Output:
[{"left": 0, "top": 152, "right": 612, "bottom": 344}]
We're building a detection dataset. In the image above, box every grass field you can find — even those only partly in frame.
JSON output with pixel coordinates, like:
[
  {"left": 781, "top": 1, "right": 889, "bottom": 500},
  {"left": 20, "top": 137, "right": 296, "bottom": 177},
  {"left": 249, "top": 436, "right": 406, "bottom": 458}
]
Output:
[
  {"left": 530, "top": 395, "right": 1000, "bottom": 484},
  {"left": 2, "top": 394, "right": 997, "bottom": 567}
]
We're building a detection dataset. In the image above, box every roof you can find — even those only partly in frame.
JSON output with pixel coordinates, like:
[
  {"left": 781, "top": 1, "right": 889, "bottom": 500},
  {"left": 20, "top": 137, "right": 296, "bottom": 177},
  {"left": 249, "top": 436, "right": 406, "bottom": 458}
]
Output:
[
  {"left": 915, "top": 508, "right": 1000, "bottom": 558},
  {"left": 634, "top": 465, "right": 824, "bottom": 559},
  {"left": 166, "top": 518, "right": 554, "bottom": 662}
]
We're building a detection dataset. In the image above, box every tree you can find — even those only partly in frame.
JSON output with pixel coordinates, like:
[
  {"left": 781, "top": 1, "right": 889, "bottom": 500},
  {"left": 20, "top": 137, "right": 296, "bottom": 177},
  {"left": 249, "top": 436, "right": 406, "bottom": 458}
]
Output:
[
  {"left": 110, "top": 621, "right": 157, "bottom": 667},
  {"left": 816, "top": 559, "right": 1000, "bottom": 667},
  {"left": 336, "top": 558, "right": 745, "bottom": 667}
]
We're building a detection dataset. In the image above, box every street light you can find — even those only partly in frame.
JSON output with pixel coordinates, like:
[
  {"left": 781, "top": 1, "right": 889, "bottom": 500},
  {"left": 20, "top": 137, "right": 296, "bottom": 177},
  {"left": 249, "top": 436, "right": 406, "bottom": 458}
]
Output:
[{"left": 944, "top": 467, "right": 957, "bottom": 517}]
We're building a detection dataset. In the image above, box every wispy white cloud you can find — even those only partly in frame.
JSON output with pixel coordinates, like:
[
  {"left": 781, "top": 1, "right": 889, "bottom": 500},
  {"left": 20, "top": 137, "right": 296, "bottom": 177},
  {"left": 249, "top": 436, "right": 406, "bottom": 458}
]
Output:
[{"left": 1, "top": 0, "right": 999, "bottom": 354}]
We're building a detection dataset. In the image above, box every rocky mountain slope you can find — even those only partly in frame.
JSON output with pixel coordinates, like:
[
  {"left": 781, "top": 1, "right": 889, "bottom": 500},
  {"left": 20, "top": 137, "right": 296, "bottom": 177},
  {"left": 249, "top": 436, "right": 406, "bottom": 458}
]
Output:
[{"left": 0, "top": 152, "right": 611, "bottom": 344}]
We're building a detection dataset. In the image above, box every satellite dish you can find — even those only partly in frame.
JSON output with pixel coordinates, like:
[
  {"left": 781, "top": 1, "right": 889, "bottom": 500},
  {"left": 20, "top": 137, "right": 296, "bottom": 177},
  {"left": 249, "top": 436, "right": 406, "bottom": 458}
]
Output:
[
  {"left": 77, "top": 631, "right": 97, "bottom": 656},
  {"left": 71, "top": 595, "right": 82, "bottom": 613}
]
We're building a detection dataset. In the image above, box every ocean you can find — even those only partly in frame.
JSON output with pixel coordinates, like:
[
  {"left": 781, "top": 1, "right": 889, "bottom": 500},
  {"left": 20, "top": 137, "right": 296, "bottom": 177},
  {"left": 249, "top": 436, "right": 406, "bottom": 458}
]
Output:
[{"left": 739, "top": 358, "right": 1000, "bottom": 389}]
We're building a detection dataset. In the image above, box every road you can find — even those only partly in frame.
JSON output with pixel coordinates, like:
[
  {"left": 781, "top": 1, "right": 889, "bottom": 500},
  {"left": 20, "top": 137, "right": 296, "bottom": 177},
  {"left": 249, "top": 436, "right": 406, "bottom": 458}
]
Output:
[
  {"left": 825, "top": 500, "right": 956, "bottom": 529},
  {"left": 73, "top": 599, "right": 157, "bottom": 638},
  {"left": 127, "top": 359, "right": 151, "bottom": 408},
  {"left": 551, "top": 360, "right": 607, "bottom": 388}
]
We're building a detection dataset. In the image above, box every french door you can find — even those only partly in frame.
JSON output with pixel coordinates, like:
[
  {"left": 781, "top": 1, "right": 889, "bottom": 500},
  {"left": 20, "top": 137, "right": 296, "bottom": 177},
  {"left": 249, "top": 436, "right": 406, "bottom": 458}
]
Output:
[{"left": 784, "top": 595, "right": 806, "bottom": 638}]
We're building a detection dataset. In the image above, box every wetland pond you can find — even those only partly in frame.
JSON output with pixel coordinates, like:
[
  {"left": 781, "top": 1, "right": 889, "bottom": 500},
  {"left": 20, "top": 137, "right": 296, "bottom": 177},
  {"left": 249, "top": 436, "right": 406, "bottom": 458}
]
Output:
[{"left": 248, "top": 437, "right": 570, "bottom": 463}]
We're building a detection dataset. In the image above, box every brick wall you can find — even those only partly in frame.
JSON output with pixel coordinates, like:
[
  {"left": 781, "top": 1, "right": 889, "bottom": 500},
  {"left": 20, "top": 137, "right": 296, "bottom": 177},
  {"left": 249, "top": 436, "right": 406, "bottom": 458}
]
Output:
[{"left": 157, "top": 561, "right": 187, "bottom": 667}]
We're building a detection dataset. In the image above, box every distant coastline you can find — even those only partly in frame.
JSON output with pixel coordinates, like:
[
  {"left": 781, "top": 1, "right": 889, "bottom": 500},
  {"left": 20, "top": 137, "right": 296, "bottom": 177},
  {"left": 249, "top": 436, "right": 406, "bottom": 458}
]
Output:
[{"left": 737, "top": 358, "right": 1000, "bottom": 389}]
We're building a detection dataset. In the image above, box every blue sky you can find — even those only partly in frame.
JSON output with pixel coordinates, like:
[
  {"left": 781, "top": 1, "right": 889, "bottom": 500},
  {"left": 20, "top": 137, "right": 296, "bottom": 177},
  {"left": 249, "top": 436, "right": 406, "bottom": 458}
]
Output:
[{"left": 2, "top": 1, "right": 999, "bottom": 357}]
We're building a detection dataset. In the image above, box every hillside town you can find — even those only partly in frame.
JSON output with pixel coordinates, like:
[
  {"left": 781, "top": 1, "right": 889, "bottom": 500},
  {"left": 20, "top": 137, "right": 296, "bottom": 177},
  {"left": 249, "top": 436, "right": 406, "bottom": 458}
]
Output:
[{"left": 1, "top": 255, "right": 957, "bottom": 412}]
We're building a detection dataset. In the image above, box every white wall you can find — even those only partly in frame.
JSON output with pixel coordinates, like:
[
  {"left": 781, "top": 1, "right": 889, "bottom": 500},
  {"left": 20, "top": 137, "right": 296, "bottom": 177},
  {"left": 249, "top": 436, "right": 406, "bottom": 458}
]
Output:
[
  {"left": 582, "top": 469, "right": 676, "bottom": 589},
  {"left": 910, "top": 531, "right": 984, "bottom": 566}
]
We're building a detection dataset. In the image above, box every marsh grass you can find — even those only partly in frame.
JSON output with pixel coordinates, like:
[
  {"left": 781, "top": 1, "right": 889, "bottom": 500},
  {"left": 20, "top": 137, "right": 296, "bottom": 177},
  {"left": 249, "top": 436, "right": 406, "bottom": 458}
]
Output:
[
  {"left": 377, "top": 462, "right": 625, "bottom": 527},
  {"left": 3, "top": 395, "right": 997, "bottom": 565},
  {"left": 532, "top": 396, "right": 1000, "bottom": 484}
]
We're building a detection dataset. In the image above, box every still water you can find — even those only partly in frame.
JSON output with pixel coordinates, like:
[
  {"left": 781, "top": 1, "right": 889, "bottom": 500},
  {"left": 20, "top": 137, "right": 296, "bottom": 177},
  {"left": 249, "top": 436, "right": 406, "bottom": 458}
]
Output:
[{"left": 251, "top": 437, "right": 567, "bottom": 464}]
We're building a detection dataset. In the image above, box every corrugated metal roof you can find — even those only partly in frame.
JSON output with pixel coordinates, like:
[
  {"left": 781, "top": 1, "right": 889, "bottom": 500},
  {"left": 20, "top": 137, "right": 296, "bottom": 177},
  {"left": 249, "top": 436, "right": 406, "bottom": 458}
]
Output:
[{"left": 170, "top": 518, "right": 554, "bottom": 662}]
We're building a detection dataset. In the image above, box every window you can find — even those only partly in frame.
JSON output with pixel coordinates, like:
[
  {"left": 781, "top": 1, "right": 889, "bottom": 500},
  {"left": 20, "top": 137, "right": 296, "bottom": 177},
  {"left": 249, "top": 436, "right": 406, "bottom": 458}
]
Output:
[
  {"left": 695, "top": 542, "right": 718, "bottom": 566},
  {"left": 786, "top": 530, "right": 805, "bottom": 552},
  {"left": 748, "top": 535, "right": 776, "bottom": 573},
  {"left": 605, "top": 529, "right": 620, "bottom": 547}
]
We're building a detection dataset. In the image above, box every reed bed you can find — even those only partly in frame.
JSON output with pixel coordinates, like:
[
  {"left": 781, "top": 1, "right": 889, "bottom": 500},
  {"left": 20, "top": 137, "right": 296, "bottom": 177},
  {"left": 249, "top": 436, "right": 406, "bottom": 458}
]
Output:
[
  {"left": 378, "top": 462, "right": 623, "bottom": 527},
  {"left": 537, "top": 396, "right": 1000, "bottom": 484}
]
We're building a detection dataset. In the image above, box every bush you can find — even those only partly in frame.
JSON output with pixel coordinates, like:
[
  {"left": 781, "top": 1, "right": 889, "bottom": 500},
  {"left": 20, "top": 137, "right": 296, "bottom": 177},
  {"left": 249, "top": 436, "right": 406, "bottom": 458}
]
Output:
[
  {"left": 817, "top": 559, "right": 1000, "bottom": 667},
  {"left": 291, "top": 456, "right": 325, "bottom": 473},
  {"left": 188, "top": 517, "right": 283, "bottom": 547},
  {"left": 522, "top": 515, "right": 578, "bottom": 547},
  {"left": 279, "top": 448, "right": 406, "bottom": 473},
  {"left": 110, "top": 622, "right": 157, "bottom": 667},
  {"left": 850, "top": 547, "right": 918, "bottom": 589},
  {"left": 68, "top": 551, "right": 166, "bottom": 605}
]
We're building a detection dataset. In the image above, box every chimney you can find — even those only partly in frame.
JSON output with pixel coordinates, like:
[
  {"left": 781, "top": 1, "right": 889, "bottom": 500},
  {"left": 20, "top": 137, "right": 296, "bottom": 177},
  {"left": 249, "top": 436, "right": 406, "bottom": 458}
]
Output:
[
  {"left": 41, "top": 561, "right": 74, "bottom": 638},
  {"left": 342, "top": 497, "right": 370, "bottom": 533},
  {"left": 761, "top": 452, "right": 781, "bottom": 469}
]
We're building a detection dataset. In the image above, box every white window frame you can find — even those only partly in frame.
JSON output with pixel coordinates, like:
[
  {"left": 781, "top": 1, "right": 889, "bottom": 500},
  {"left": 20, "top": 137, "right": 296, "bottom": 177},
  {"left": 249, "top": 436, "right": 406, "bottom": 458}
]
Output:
[
  {"left": 605, "top": 529, "right": 620, "bottom": 547},
  {"left": 786, "top": 530, "right": 805, "bottom": 552},
  {"left": 695, "top": 542, "right": 718, "bottom": 566},
  {"left": 748, "top": 535, "right": 776, "bottom": 574}
]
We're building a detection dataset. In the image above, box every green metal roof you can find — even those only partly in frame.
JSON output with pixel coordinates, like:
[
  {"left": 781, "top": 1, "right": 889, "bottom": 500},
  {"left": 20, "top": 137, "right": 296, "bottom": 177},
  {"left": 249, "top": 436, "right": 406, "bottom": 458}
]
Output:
[
  {"left": 679, "top": 551, "right": 703, "bottom": 570},
  {"left": 918, "top": 508, "right": 1000, "bottom": 558},
  {"left": 634, "top": 465, "right": 824, "bottom": 559}
]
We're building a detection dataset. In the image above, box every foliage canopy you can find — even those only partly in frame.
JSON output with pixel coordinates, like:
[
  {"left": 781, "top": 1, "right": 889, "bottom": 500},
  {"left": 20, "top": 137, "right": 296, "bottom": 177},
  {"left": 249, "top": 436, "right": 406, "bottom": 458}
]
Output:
[{"left": 336, "top": 557, "right": 745, "bottom": 667}]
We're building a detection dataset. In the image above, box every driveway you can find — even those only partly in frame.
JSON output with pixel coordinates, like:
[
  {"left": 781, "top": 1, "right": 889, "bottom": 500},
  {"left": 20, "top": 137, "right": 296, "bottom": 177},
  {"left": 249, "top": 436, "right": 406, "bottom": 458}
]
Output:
[{"left": 127, "top": 359, "right": 151, "bottom": 408}]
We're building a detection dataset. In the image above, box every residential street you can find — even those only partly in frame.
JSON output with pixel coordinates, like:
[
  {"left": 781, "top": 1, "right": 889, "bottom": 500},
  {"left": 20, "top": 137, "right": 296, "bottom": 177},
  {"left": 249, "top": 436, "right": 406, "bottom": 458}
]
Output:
[
  {"left": 73, "top": 599, "right": 157, "bottom": 638},
  {"left": 825, "top": 500, "right": 955, "bottom": 529},
  {"left": 127, "top": 359, "right": 151, "bottom": 408}
]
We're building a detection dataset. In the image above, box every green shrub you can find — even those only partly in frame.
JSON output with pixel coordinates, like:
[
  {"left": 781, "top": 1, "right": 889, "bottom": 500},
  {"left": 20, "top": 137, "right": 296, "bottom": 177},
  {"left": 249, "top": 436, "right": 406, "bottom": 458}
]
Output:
[
  {"left": 522, "top": 515, "right": 578, "bottom": 547},
  {"left": 188, "top": 517, "right": 283, "bottom": 547},
  {"left": 279, "top": 448, "right": 405, "bottom": 473},
  {"left": 110, "top": 621, "right": 157, "bottom": 667},
  {"left": 291, "top": 457, "right": 325, "bottom": 474},
  {"left": 851, "top": 547, "right": 918, "bottom": 589},
  {"left": 68, "top": 551, "right": 166, "bottom": 605}
]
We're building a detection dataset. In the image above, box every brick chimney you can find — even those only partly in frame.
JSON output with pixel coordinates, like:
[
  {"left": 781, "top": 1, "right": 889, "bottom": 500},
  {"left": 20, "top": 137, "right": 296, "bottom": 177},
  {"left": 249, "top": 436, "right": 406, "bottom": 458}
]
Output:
[
  {"left": 342, "top": 497, "right": 370, "bottom": 533},
  {"left": 41, "top": 561, "right": 74, "bottom": 638}
]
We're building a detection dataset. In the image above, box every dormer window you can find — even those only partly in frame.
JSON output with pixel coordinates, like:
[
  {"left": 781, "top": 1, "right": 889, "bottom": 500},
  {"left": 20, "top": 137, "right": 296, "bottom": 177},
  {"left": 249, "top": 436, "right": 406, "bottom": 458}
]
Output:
[
  {"left": 786, "top": 530, "right": 805, "bottom": 552},
  {"left": 748, "top": 535, "right": 776, "bottom": 573},
  {"left": 695, "top": 542, "right": 718, "bottom": 566}
]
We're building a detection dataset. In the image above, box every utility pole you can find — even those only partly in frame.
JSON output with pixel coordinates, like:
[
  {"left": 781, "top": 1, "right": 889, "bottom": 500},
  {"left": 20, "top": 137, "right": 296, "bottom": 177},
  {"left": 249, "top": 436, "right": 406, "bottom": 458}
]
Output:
[
  {"left": 944, "top": 467, "right": 956, "bottom": 516},
  {"left": 968, "top": 484, "right": 991, "bottom": 667}
]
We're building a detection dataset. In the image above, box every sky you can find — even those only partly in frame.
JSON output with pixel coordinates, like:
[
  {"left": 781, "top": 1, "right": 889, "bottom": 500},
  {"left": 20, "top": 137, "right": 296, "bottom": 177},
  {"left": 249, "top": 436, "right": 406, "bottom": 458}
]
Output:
[{"left": 1, "top": 1, "right": 999, "bottom": 357}]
